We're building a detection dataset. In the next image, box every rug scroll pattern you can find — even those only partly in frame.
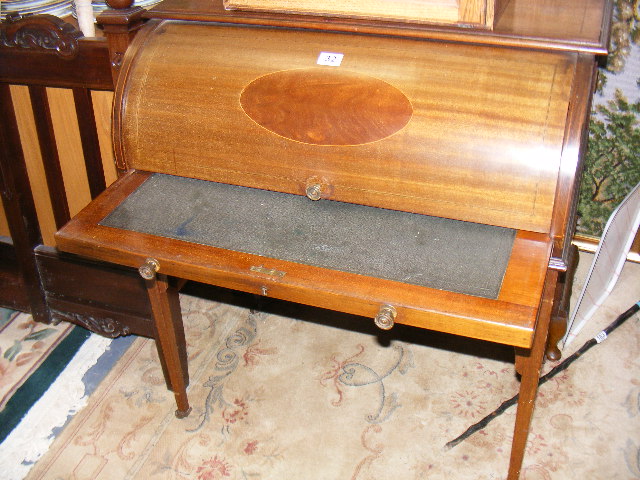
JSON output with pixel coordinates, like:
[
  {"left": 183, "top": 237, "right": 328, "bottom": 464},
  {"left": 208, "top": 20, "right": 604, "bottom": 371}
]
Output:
[{"left": 23, "top": 256, "right": 640, "bottom": 480}]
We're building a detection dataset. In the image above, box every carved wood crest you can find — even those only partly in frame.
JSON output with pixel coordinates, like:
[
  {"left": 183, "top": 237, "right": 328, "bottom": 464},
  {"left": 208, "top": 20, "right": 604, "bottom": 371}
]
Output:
[
  {"left": 51, "top": 310, "right": 132, "bottom": 338},
  {"left": 0, "top": 13, "right": 83, "bottom": 58}
]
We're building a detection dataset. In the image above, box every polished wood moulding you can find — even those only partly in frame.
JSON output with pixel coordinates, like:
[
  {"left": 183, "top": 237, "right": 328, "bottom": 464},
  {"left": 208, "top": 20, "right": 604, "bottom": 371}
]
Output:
[
  {"left": 222, "top": 0, "right": 509, "bottom": 29},
  {"left": 146, "top": 0, "right": 613, "bottom": 55}
]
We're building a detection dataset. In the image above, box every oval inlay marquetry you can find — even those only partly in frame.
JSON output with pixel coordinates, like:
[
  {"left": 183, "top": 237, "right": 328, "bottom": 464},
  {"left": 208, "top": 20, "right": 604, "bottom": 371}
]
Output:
[{"left": 240, "top": 69, "right": 413, "bottom": 146}]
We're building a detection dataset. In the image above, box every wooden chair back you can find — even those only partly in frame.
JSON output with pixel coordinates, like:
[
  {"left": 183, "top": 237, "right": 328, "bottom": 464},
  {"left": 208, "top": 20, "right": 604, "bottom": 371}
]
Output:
[{"left": 0, "top": 14, "right": 115, "bottom": 319}]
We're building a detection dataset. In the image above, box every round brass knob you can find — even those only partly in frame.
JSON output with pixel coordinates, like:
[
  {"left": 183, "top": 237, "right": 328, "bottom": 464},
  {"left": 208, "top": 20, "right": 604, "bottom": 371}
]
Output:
[
  {"left": 374, "top": 304, "right": 397, "bottom": 330},
  {"left": 305, "top": 183, "right": 323, "bottom": 201},
  {"left": 139, "top": 258, "right": 160, "bottom": 280}
]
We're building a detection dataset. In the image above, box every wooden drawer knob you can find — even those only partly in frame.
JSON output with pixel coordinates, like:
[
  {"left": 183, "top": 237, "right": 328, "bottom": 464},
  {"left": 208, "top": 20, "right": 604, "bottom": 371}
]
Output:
[
  {"left": 139, "top": 257, "right": 160, "bottom": 280},
  {"left": 374, "top": 304, "right": 397, "bottom": 330},
  {"left": 305, "top": 183, "right": 323, "bottom": 201}
]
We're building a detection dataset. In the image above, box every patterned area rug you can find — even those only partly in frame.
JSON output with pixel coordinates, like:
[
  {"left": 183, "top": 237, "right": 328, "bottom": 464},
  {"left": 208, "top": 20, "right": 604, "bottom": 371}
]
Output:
[
  {"left": 0, "top": 311, "right": 88, "bottom": 440},
  {"left": 1, "top": 311, "right": 72, "bottom": 410},
  {"left": 22, "top": 254, "right": 640, "bottom": 480},
  {"left": 0, "top": 313, "right": 125, "bottom": 479}
]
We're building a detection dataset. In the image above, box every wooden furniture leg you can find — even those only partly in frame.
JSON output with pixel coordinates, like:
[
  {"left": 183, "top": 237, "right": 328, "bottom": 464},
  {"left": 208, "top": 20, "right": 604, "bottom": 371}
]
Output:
[
  {"left": 509, "top": 269, "right": 557, "bottom": 479},
  {"left": 144, "top": 265, "right": 191, "bottom": 418},
  {"left": 546, "top": 244, "right": 579, "bottom": 361}
]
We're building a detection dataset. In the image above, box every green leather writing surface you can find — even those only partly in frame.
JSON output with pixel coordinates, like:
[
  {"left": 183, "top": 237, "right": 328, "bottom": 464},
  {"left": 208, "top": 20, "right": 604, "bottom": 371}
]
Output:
[{"left": 101, "top": 174, "right": 515, "bottom": 299}]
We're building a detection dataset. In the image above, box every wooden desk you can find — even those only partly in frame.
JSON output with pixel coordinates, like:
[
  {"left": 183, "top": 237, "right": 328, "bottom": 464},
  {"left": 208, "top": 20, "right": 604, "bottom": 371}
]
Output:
[{"left": 54, "top": 6, "right": 610, "bottom": 475}]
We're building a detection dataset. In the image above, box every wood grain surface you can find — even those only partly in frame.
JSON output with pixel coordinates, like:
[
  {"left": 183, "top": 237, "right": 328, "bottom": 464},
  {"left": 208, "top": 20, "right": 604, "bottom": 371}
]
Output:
[
  {"left": 116, "top": 20, "right": 577, "bottom": 233},
  {"left": 240, "top": 69, "right": 413, "bottom": 145},
  {"left": 9, "top": 85, "right": 58, "bottom": 245},
  {"left": 147, "top": 0, "right": 613, "bottom": 55},
  {"left": 223, "top": 0, "right": 463, "bottom": 26}
]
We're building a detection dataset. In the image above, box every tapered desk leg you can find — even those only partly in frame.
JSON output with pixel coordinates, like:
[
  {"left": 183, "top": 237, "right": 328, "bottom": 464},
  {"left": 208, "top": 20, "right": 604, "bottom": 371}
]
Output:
[
  {"left": 508, "top": 269, "right": 557, "bottom": 480},
  {"left": 145, "top": 272, "right": 191, "bottom": 418}
]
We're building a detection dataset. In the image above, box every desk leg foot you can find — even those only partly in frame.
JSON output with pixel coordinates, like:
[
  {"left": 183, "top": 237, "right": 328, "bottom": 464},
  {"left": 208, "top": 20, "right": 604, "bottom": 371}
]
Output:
[
  {"left": 145, "top": 272, "right": 191, "bottom": 419},
  {"left": 175, "top": 406, "right": 192, "bottom": 419},
  {"left": 509, "top": 270, "right": 557, "bottom": 480},
  {"left": 174, "top": 390, "right": 191, "bottom": 418}
]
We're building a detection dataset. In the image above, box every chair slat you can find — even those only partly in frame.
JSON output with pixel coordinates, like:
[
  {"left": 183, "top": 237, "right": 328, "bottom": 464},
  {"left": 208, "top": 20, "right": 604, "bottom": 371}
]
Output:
[
  {"left": 73, "top": 87, "right": 106, "bottom": 198},
  {"left": 28, "top": 85, "right": 71, "bottom": 229}
]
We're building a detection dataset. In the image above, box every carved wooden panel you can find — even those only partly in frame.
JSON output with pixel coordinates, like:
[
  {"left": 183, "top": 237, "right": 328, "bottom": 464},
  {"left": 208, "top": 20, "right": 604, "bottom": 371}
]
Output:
[{"left": 0, "top": 14, "right": 82, "bottom": 58}]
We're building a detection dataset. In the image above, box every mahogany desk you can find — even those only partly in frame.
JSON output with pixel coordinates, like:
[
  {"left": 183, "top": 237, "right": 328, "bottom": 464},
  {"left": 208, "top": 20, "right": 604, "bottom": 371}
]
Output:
[{"left": 56, "top": 1, "right": 612, "bottom": 478}]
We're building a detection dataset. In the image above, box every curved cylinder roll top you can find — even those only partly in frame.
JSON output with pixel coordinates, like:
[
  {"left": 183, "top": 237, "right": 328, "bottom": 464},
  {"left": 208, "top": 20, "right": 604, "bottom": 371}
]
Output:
[{"left": 114, "top": 19, "right": 578, "bottom": 233}]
